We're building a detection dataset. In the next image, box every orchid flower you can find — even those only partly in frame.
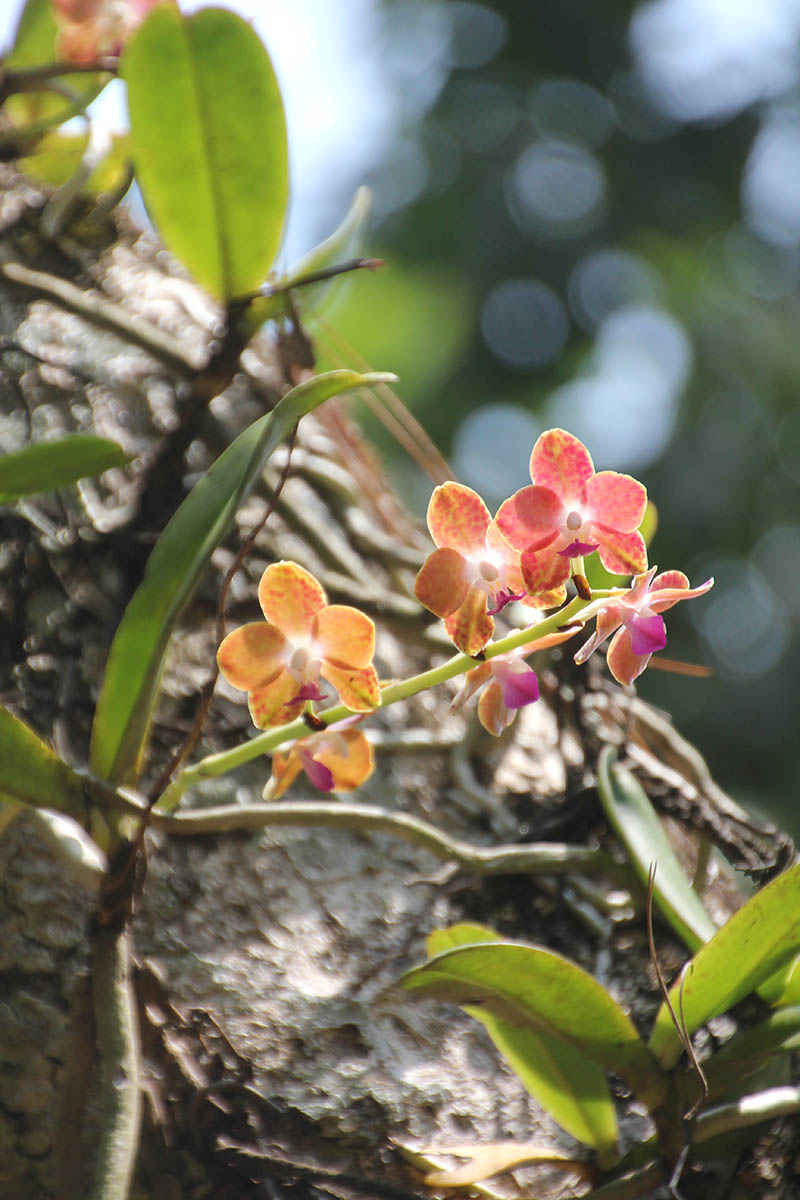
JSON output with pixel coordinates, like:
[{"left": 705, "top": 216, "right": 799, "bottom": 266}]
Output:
[
  {"left": 270, "top": 723, "right": 374, "bottom": 798},
  {"left": 53, "top": 0, "right": 172, "bottom": 64},
  {"left": 495, "top": 429, "right": 648, "bottom": 606},
  {"left": 574, "top": 566, "right": 714, "bottom": 685},
  {"left": 451, "top": 626, "right": 579, "bottom": 735},
  {"left": 414, "top": 482, "right": 530, "bottom": 655},
  {"left": 217, "top": 562, "right": 380, "bottom": 728}
]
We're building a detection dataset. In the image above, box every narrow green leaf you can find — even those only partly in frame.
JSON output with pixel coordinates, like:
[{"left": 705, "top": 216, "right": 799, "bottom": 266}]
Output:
[
  {"left": 0, "top": 706, "right": 86, "bottom": 822},
  {"left": 282, "top": 187, "right": 373, "bottom": 312},
  {"left": 597, "top": 747, "right": 717, "bottom": 951},
  {"left": 403, "top": 941, "right": 666, "bottom": 1111},
  {"left": 702, "top": 1006, "right": 800, "bottom": 1099},
  {"left": 648, "top": 864, "right": 800, "bottom": 1068},
  {"left": 427, "top": 922, "right": 618, "bottom": 1154},
  {"left": 0, "top": 435, "right": 131, "bottom": 502},
  {"left": 89, "top": 370, "right": 396, "bottom": 786},
  {"left": 122, "top": 6, "right": 288, "bottom": 301}
]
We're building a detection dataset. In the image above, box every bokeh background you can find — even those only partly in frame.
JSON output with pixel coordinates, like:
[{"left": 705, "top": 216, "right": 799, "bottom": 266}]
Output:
[{"left": 3, "top": 0, "right": 799, "bottom": 834}]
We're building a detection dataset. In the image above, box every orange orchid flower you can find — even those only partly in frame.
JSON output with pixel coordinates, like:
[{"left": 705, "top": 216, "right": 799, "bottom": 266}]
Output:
[
  {"left": 414, "top": 482, "right": 531, "bottom": 656},
  {"left": 496, "top": 428, "right": 648, "bottom": 606},
  {"left": 270, "top": 722, "right": 374, "bottom": 798},
  {"left": 217, "top": 562, "right": 380, "bottom": 728},
  {"left": 52, "top": 0, "right": 173, "bottom": 64}
]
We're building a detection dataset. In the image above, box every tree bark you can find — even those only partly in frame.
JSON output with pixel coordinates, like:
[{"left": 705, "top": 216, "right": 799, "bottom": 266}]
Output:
[{"left": 0, "top": 164, "right": 795, "bottom": 1200}]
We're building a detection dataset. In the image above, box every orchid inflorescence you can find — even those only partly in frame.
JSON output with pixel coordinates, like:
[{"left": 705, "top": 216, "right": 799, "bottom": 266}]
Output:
[{"left": 217, "top": 429, "right": 713, "bottom": 797}]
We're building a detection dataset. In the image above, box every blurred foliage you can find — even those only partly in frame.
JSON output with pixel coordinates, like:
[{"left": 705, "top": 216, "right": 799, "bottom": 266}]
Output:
[{"left": 330, "top": 0, "right": 800, "bottom": 833}]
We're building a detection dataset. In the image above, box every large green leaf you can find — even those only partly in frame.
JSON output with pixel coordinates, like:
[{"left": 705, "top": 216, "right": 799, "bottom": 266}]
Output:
[
  {"left": 0, "top": 705, "right": 86, "bottom": 822},
  {"left": 3, "top": 0, "right": 107, "bottom": 140},
  {"left": 403, "top": 940, "right": 666, "bottom": 1110},
  {"left": 597, "top": 747, "right": 717, "bottom": 951},
  {"left": 427, "top": 925, "right": 618, "bottom": 1156},
  {"left": 89, "top": 370, "right": 395, "bottom": 786},
  {"left": 0, "top": 435, "right": 131, "bottom": 502},
  {"left": 122, "top": 6, "right": 288, "bottom": 302},
  {"left": 648, "top": 864, "right": 800, "bottom": 1068}
]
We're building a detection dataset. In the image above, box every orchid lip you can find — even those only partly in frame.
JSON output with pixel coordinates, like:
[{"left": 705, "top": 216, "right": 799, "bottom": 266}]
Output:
[
  {"left": 487, "top": 589, "right": 527, "bottom": 617},
  {"left": 558, "top": 539, "right": 599, "bottom": 558}
]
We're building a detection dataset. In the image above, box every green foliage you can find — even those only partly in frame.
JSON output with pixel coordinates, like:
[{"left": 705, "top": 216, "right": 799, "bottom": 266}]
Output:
[
  {"left": 0, "top": 434, "right": 131, "bottom": 502},
  {"left": 597, "top": 746, "right": 717, "bottom": 951},
  {"left": 3, "top": 0, "right": 107, "bottom": 140},
  {"left": 122, "top": 5, "right": 288, "bottom": 303},
  {"left": 0, "top": 705, "right": 86, "bottom": 821},
  {"left": 89, "top": 369, "right": 395, "bottom": 786},
  {"left": 402, "top": 938, "right": 666, "bottom": 1111},
  {"left": 20, "top": 130, "right": 131, "bottom": 192},
  {"left": 427, "top": 925, "right": 619, "bottom": 1157},
  {"left": 648, "top": 864, "right": 800, "bottom": 1068}
]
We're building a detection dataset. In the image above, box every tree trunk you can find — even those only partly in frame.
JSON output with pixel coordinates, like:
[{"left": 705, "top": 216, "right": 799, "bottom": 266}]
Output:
[{"left": 0, "top": 164, "right": 795, "bottom": 1200}]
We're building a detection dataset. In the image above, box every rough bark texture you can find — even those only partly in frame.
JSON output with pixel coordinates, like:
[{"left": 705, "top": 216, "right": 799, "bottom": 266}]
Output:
[{"left": 0, "top": 165, "right": 796, "bottom": 1200}]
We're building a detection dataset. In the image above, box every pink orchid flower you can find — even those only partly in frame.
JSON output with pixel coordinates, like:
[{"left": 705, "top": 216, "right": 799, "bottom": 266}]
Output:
[
  {"left": 414, "top": 482, "right": 530, "bottom": 656},
  {"left": 495, "top": 429, "right": 649, "bottom": 606},
  {"left": 573, "top": 566, "right": 714, "bottom": 685},
  {"left": 271, "top": 723, "right": 374, "bottom": 798},
  {"left": 53, "top": 0, "right": 172, "bottom": 64},
  {"left": 451, "top": 627, "right": 579, "bottom": 735},
  {"left": 217, "top": 562, "right": 380, "bottom": 728}
]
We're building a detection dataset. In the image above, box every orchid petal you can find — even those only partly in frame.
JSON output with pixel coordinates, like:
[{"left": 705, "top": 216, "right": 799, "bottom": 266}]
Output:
[
  {"left": 486, "top": 588, "right": 527, "bottom": 617},
  {"left": 315, "top": 728, "right": 375, "bottom": 790},
  {"left": 557, "top": 539, "right": 599, "bottom": 558},
  {"left": 321, "top": 663, "right": 381, "bottom": 711},
  {"left": 595, "top": 527, "right": 648, "bottom": 576},
  {"left": 427, "top": 482, "right": 491, "bottom": 554},
  {"left": 314, "top": 604, "right": 376, "bottom": 668},
  {"left": 492, "top": 660, "right": 540, "bottom": 709},
  {"left": 415, "top": 547, "right": 471, "bottom": 618},
  {"left": 258, "top": 562, "right": 326, "bottom": 639},
  {"left": 520, "top": 546, "right": 570, "bottom": 606},
  {"left": 217, "top": 622, "right": 288, "bottom": 690},
  {"left": 477, "top": 680, "right": 516, "bottom": 736},
  {"left": 248, "top": 670, "right": 304, "bottom": 728},
  {"left": 444, "top": 585, "right": 495, "bottom": 655},
  {"left": 607, "top": 627, "right": 650, "bottom": 686},
  {"left": 627, "top": 612, "right": 666, "bottom": 656},
  {"left": 529, "top": 428, "right": 594, "bottom": 500},
  {"left": 586, "top": 472, "right": 647, "bottom": 532},
  {"left": 649, "top": 575, "right": 714, "bottom": 614},
  {"left": 296, "top": 681, "right": 328, "bottom": 703},
  {"left": 495, "top": 486, "right": 563, "bottom": 551},
  {"left": 573, "top": 604, "right": 625, "bottom": 665},
  {"left": 450, "top": 661, "right": 493, "bottom": 713},
  {"left": 270, "top": 748, "right": 304, "bottom": 798}
]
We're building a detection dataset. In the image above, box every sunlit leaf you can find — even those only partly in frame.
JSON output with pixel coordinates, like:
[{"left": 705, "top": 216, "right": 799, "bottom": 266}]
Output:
[
  {"left": 414, "top": 1140, "right": 589, "bottom": 1187},
  {"left": 701, "top": 1006, "right": 800, "bottom": 1100},
  {"left": 648, "top": 864, "right": 800, "bottom": 1068},
  {"left": 0, "top": 435, "right": 131, "bottom": 502},
  {"left": 20, "top": 130, "right": 131, "bottom": 193},
  {"left": 403, "top": 940, "right": 666, "bottom": 1110},
  {"left": 426, "top": 924, "right": 618, "bottom": 1154},
  {"left": 597, "top": 747, "right": 717, "bottom": 951},
  {"left": 0, "top": 706, "right": 86, "bottom": 822},
  {"left": 122, "top": 5, "right": 288, "bottom": 302},
  {"left": 89, "top": 369, "right": 396, "bottom": 786},
  {"left": 281, "top": 186, "right": 373, "bottom": 314}
]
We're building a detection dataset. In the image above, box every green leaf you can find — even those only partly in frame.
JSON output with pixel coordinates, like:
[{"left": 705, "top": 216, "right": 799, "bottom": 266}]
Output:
[
  {"left": 0, "top": 435, "right": 131, "bottom": 502},
  {"left": 282, "top": 186, "right": 373, "bottom": 313},
  {"left": 122, "top": 6, "right": 288, "bottom": 302},
  {"left": 426, "top": 924, "right": 618, "bottom": 1156},
  {"left": 20, "top": 131, "right": 131, "bottom": 193},
  {"left": 648, "top": 864, "right": 800, "bottom": 1068},
  {"left": 89, "top": 369, "right": 396, "bottom": 786},
  {"left": 702, "top": 1006, "right": 800, "bottom": 1099},
  {"left": 597, "top": 747, "right": 717, "bottom": 951},
  {"left": 403, "top": 941, "right": 666, "bottom": 1111},
  {"left": 3, "top": 0, "right": 107, "bottom": 140},
  {"left": 0, "top": 706, "right": 86, "bottom": 822}
]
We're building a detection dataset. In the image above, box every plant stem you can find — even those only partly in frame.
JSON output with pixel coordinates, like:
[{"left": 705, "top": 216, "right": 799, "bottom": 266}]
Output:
[{"left": 158, "top": 592, "right": 606, "bottom": 810}]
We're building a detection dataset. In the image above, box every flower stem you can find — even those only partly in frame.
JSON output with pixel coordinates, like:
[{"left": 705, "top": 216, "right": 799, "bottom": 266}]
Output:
[{"left": 158, "top": 593, "right": 600, "bottom": 811}]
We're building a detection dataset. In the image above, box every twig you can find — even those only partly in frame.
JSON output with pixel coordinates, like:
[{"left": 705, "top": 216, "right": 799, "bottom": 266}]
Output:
[
  {"left": 88, "top": 926, "right": 141, "bottom": 1200},
  {"left": 152, "top": 799, "right": 632, "bottom": 884}
]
